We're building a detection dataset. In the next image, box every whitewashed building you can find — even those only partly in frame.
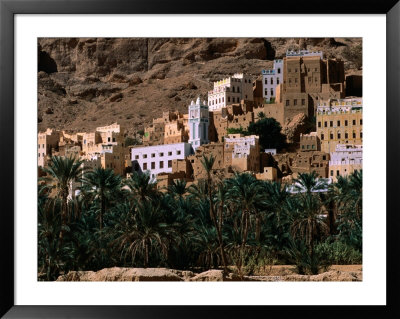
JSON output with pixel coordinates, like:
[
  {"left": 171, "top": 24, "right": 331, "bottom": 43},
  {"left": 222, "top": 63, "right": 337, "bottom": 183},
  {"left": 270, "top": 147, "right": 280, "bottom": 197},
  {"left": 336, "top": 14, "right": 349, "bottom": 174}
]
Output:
[
  {"left": 262, "top": 59, "right": 283, "bottom": 102},
  {"left": 208, "top": 73, "right": 253, "bottom": 111},
  {"left": 329, "top": 144, "right": 363, "bottom": 181},
  {"left": 131, "top": 143, "right": 193, "bottom": 180},
  {"left": 188, "top": 97, "right": 209, "bottom": 151}
]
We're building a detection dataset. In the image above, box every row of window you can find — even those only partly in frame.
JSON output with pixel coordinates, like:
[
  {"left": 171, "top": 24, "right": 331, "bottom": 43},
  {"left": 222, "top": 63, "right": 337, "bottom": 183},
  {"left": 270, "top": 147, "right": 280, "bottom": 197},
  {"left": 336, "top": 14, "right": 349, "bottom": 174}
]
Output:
[
  {"left": 264, "top": 77, "right": 280, "bottom": 85},
  {"left": 142, "top": 160, "right": 172, "bottom": 170},
  {"left": 318, "top": 119, "right": 362, "bottom": 128},
  {"left": 320, "top": 132, "right": 362, "bottom": 140},
  {"left": 330, "top": 169, "right": 360, "bottom": 177},
  {"left": 264, "top": 88, "right": 274, "bottom": 96},
  {"left": 301, "top": 144, "right": 316, "bottom": 150},
  {"left": 134, "top": 150, "right": 181, "bottom": 160},
  {"left": 288, "top": 67, "right": 318, "bottom": 73},
  {"left": 285, "top": 99, "right": 306, "bottom": 106},
  {"left": 209, "top": 96, "right": 241, "bottom": 106}
]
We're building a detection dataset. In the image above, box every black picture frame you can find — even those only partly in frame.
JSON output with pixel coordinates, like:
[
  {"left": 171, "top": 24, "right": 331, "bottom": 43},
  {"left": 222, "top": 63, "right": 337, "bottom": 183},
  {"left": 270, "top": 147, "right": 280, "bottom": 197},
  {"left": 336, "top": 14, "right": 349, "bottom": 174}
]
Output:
[{"left": 1, "top": 0, "right": 399, "bottom": 318}]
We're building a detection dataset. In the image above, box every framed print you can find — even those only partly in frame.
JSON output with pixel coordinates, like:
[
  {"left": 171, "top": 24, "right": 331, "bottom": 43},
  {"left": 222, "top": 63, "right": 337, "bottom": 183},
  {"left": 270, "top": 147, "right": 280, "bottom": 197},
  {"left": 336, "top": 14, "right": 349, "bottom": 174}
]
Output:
[{"left": 1, "top": 0, "right": 399, "bottom": 318}]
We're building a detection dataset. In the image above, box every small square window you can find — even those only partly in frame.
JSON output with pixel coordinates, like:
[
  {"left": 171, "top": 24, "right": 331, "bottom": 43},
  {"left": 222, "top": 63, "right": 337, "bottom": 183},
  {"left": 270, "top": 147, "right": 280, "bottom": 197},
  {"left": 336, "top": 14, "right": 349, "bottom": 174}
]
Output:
[
  {"left": 168, "top": 152, "right": 172, "bottom": 156},
  {"left": 143, "top": 154, "right": 147, "bottom": 159},
  {"left": 160, "top": 152, "right": 164, "bottom": 157},
  {"left": 151, "top": 162, "right": 155, "bottom": 169}
]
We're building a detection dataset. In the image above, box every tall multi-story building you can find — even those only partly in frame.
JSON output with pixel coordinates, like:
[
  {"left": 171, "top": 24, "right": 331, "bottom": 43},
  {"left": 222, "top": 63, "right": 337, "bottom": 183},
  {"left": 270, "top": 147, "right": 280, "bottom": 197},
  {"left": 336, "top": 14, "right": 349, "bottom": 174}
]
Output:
[
  {"left": 281, "top": 50, "right": 345, "bottom": 121},
  {"left": 316, "top": 98, "right": 363, "bottom": 153},
  {"left": 224, "top": 134, "right": 260, "bottom": 172},
  {"left": 188, "top": 97, "right": 209, "bottom": 150},
  {"left": 208, "top": 73, "right": 253, "bottom": 111},
  {"left": 131, "top": 143, "right": 193, "bottom": 181},
  {"left": 329, "top": 144, "right": 363, "bottom": 181},
  {"left": 38, "top": 128, "right": 61, "bottom": 167},
  {"left": 262, "top": 59, "right": 283, "bottom": 102}
]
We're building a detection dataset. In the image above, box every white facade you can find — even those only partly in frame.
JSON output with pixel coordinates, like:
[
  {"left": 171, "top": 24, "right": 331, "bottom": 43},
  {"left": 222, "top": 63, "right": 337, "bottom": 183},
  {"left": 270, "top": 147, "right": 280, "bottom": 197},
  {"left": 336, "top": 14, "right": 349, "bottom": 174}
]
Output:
[
  {"left": 262, "top": 59, "right": 283, "bottom": 102},
  {"left": 329, "top": 144, "right": 363, "bottom": 166},
  {"left": 208, "top": 73, "right": 253, "bottom": 111},
  {"left": 286, "top": 49, "right": 324, "bottom": 59},
  {"left": 225, "top": 134, "right": 259, "bottom": 158},
  {"left": 131, "top": 143, "right": 193, "bottom": 180},
  {"left": 317, "top": 97, "right": 363, "bottom": 113},
  {"left": 188, "top": 97, "right": 209, "bottom": 151}
]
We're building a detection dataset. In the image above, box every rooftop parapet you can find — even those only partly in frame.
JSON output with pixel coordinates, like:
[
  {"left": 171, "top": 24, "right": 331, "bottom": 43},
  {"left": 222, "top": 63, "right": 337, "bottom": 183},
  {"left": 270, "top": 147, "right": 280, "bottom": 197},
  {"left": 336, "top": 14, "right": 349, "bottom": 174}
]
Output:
[
  {"left": 262, "top": 69, "right": 276, "bottom": 75},
  {"left": 286, "top": 49, "right": 323, "bottom": 59}
]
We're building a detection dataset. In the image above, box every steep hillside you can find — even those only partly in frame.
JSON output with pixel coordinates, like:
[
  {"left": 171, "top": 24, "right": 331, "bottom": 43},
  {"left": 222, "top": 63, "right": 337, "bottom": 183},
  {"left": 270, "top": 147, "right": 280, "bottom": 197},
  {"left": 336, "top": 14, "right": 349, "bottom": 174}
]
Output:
[{"left": 38, "top": 37, "right": 362, "bottom": 136}]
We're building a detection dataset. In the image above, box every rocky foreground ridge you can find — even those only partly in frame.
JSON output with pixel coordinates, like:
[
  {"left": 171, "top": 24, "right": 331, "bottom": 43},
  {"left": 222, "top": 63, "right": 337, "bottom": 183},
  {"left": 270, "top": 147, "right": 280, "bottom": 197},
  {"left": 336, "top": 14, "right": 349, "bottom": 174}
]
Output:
[
  {"left": 56, "top": 266, "right": 362, "bottom": 282},
  {"left": 38, "top": 37, "right": 362, "bottom": 136}
]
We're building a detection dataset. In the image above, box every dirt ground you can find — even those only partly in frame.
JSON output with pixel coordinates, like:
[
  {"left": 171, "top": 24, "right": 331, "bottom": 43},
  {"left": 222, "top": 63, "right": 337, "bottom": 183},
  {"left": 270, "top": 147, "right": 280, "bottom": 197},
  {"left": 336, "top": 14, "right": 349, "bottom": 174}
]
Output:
[{"left": 253, "top": 264, "right": 362, "bottom": 276}]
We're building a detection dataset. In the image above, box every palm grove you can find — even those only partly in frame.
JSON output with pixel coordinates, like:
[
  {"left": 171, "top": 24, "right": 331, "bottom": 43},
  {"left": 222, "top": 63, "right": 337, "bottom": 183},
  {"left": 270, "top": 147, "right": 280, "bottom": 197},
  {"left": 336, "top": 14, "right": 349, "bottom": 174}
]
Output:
[{"left": 38, "top": 154, "right": 362, "bottom": 281}]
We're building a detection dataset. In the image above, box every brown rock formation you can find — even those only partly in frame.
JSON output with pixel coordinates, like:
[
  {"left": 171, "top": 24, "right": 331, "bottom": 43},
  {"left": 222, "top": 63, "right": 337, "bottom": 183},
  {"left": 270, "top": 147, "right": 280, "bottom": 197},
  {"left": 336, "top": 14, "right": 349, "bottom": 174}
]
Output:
[{"left": 38, "top": 38, "right": 362, "bottom": 136}]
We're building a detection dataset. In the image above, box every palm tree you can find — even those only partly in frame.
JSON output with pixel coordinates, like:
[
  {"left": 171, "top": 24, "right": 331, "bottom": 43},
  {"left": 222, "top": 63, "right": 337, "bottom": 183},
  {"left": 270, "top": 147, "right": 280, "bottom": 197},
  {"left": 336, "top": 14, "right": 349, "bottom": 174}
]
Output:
[
  {"left": 81, "top": 168, "right": 122, "bottom": 229},
  {"left": 290, "top": 192, "right": 328, "bottom": 259},
  {"left": 257, "top": 111, "right": 266, "bottom": 119},
  {"left": 225, "top": 172, "right": 265, "bottom": 247},
  {"left": 124, "top": 172, "right": 159, "bottom": 203},
  {"left": 168, "top": 179, "right": 188, "bottom": 199},
  {"left": 187, "top": 179, "right": 209, "bottom": 202},
  {"left": 346, "top": 170, "right": 362, "bottom": 218},
  {"left": 293, "top": 171, "right": 328, "bottom": 194},
  {"left": 43, "top": 155, "right": 83, "bottom": 242},
  {"left": 113, "top": 201, "right": 169, "bottom": 268},
  {"left": 200, "top": 154, "right": 229, "bottom": 272}
]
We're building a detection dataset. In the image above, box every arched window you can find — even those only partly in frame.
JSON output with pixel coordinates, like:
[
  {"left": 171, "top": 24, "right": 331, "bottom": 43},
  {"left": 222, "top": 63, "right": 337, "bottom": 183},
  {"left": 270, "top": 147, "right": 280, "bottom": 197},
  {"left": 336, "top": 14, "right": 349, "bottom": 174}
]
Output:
[
  {"left": 277, "top": 78, "right": 280, "bottom": 84},
  {"left": 270, "top": 78, "right": 273, "bottom": 85},
  {"left": 330, "top": 132, "right": 334, "bottom": 140},
  {"left": 337, "top": 132, "right": 341, "bottom": 139},
  {"left": 232, "top": 86, "right": 235, "bottom": 93},
  {"left": 270, "top": 89, "right": 274, "bottom": 96},
  {"left": 321, "top": 133, "right": 324, "bottom": 140}
]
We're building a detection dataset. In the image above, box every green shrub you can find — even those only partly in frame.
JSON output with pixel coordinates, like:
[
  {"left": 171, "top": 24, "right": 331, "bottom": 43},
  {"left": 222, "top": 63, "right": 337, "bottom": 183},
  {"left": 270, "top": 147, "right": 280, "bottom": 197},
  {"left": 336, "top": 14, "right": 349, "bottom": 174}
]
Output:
[{"left": 315, "top": 241, "right": 362, "bottom": 265}]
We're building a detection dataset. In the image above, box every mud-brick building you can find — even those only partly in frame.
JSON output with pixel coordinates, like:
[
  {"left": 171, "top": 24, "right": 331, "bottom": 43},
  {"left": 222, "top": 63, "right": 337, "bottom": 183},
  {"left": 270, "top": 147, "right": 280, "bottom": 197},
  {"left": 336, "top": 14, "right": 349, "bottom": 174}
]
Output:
[
  {"left": 187, "top": 143, "right": 225, "bottom": 180},
  {"left": 300, "top": 132, "right": 321, "bottom": 152},
  {"left": 208, "top": 73, "right": 254, "bottom": 111},
  {"left": 316, "top": 98, "right": 363, "bottom": 153},
  {"left": 291, "top": 151, "right": 330, "bottom": 178},
  {"left": 38, "top": 128, "right": 61, "bottom": 167},
  {"left": 224, "top": 134, "right": 260, "bottom": 173},
  {"left": 280, "top": 50, "right": 345, "bottom": 122},
  {"left": 329, "top": 144, "right": 362, "bottom": 182}
]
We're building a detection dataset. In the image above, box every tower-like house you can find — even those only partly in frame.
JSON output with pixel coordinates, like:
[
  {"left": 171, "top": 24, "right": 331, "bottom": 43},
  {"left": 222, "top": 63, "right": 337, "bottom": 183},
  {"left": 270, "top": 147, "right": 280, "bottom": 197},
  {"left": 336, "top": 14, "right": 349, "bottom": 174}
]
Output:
[{"left": 188, "top": 97, "right": 209, "bottom": 150}]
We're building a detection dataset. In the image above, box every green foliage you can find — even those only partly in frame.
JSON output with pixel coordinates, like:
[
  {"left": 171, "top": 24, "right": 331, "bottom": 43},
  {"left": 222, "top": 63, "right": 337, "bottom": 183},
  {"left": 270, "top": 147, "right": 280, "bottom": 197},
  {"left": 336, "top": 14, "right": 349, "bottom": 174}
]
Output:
[
  {"left": 226, "top": 126, "right": 249, "bottom": 135},
  {"left": 285, "top": 239, "right": 331, "bottom": 275},
  {"left": 125, "top": 137, "right": 140, "bottom": 146},
  {"left": 315, "top": 240, "right": 362, "bottom": 265},
  {"left": 38, "top": 163, "right": 362, "bottom": 280},
  {"left": 247, "top": 118, "right": 286, "bottom": 151}
]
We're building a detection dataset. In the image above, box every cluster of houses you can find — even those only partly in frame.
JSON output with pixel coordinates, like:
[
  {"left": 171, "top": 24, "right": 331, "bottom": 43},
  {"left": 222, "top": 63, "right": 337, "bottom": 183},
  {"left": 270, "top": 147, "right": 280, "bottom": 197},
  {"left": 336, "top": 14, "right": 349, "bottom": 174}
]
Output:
[{"left": 38, "top": 49, "right": 363, "bottom": 190}]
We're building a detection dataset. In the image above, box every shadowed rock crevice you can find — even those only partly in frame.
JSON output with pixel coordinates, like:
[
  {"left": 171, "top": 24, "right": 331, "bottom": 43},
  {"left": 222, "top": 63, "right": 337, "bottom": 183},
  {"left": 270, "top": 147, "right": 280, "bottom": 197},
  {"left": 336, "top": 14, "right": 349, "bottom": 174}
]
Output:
[{"left": 38, "top": 50, "right": 58, "bottom": 74}]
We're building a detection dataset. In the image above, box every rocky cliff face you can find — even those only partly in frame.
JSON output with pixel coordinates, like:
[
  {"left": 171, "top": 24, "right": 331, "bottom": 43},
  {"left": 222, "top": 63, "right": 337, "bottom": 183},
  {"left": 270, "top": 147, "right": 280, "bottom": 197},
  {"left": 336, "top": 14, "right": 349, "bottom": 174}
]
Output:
[{"left": 38, "top": 37, "right": 362, "bottom": 136}]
